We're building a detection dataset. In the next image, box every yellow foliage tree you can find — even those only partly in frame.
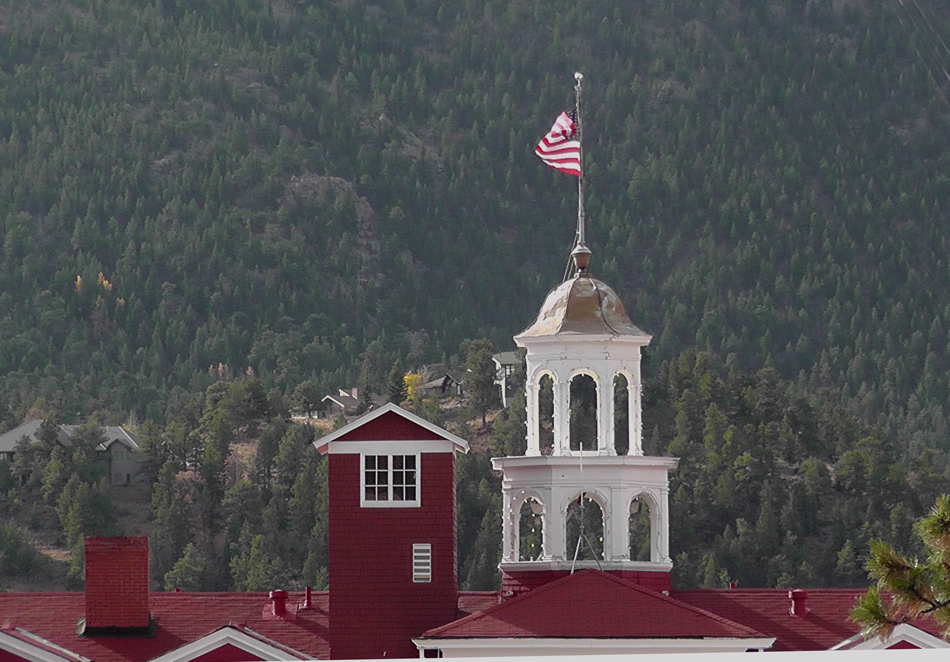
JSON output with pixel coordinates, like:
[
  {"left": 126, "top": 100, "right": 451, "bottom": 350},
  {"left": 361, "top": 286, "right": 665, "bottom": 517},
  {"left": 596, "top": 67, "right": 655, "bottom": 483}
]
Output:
[{"left": 403, "top": 372, "right": 424, "bottom": 405}]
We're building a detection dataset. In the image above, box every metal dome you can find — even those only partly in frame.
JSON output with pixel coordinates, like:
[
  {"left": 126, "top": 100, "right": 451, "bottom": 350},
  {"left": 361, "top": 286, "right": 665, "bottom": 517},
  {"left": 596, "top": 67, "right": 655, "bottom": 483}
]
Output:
[{"left": 517, "top": 274, "right": 648, "bottom": 338}]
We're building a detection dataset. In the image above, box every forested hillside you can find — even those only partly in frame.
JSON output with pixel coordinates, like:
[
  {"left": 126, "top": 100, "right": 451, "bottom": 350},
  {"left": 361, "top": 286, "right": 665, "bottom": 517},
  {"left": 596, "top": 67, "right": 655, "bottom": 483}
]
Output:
[{"left": 2, "top": 0, "right": 950, "bottom": 591}]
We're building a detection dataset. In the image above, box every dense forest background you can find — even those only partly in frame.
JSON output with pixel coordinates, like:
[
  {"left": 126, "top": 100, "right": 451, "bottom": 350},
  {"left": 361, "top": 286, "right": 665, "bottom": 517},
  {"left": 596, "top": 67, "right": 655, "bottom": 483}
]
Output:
[{"left": 2, "top": 0, "right": 950, "bottom": 592}]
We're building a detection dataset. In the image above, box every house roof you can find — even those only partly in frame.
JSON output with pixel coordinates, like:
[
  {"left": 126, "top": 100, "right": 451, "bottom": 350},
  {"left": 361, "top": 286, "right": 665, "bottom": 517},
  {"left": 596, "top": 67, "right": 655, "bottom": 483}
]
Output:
[
  {"left": 0, "top": 591, "right": 330, "bottom": 662},
  {"left": 0, "top": 419, "right": 67, "bottom": 453},
  {"left": 419, "top": 570, "right": 765, "bottom": 641},
  {"left": 422, "top": 373, "right": 462, "bottom": 390},
  {"left": 673, "top": 588, "right": 950, "bottom": 652},
  {"left": 0, "top": 590, "right": 501, "bottom": 662},
  {"left": 492, "top": 351, "right": 521, "bottom": 366},
  {"left": 0, "top": 420, "right": 139, "bottom": 454},
  {"left": 321, "top": 392, "right": 360, "bottom": 408},
  {"left": 61, "top": 425, "right": 140, "bottom": 451},
  {"left": 313, "top": 402, "right": 469, "bottom": 454}
]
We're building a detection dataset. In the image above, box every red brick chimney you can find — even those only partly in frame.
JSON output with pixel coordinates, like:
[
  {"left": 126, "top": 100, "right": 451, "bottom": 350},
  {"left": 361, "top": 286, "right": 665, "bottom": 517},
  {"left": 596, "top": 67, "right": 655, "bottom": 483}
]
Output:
[{"left": 84, "top": 537, "right": 150, "bottom": 631}]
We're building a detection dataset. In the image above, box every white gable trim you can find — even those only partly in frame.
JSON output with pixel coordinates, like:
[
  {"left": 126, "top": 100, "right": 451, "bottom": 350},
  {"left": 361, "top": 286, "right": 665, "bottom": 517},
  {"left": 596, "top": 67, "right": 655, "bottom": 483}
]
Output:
[
  {"left": 414, "top": 636, "right": 775, "bottom": 657},
  {"left": 326, "top": 440, "right": 459, "bottom": 455},
  {"left": 99, "top": 437, "right": 137, "bottom": 452},
  {"left": 830, "top": 623, "right": 950, "bottom": 650},
  {"left": 147, "top": 626, "right": 311, "bottom": 662},
  {"left": 0, "top": 629, "right": 86, "bottom": 662},
  {"left": 312, "top": 402, "right": 469, "bottom": 454}
]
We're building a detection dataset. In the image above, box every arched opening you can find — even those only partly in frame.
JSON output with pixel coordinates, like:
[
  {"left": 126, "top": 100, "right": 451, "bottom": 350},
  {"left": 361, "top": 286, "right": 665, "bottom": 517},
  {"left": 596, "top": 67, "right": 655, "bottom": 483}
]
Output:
[
  {"left": 538, "top": 374, "right": 554, "bottom": 455},
  {"left": 613, "top": 373, "right": 629, "bottom": 455},
  {"left": 569, "top": 374, "right": 597, "bottom": 451},
  {"left": 566, "top": 493, "right": 604, "bottom": 561},
  {"left": 518, "top": 497, "right": 544, "bottom": 561},
  {"left": 628, "top": 497, "right": 652, "bottom": 562}
]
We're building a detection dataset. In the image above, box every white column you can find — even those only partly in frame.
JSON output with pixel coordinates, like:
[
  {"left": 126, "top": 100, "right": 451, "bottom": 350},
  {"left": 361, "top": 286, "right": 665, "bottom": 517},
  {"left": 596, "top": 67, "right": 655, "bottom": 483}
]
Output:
[
  {"left": 501, "top": 489, "right": 514, "bottom": 563},
  {"left": 658, "top": 486, "right": 671, "bottom": 562},
  {"left": 540, "top": 491, "right": 553, "bottom": 560},
  {"left": 608, "top": 488, "right": 628, "bottom": 561},
  {"left": 549, "top": 486, "right": 567, "bottom": 560},
  {"left": 525, "top": 380, "right": 540, "bottom": 456},
  {"left": 598, "top": 370, "right": 614, "bottom": 455},
  {"left": 553, "top": 378, "right": 570, "bottom": 455},
  {"left": 630, "top": 358, "right": 643, "bottom": 456}
]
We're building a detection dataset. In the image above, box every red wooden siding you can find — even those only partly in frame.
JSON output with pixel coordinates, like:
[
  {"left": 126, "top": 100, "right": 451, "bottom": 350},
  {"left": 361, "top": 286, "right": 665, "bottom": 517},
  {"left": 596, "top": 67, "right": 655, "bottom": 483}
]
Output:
[{"left": 329, "top": 452, "right": 457, "bottom": 659}]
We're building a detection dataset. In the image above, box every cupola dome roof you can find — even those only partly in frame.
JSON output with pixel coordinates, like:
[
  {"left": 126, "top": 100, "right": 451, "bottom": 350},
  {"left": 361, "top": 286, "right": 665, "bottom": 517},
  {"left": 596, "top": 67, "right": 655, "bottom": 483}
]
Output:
[{"left": 517, "top": 274, "right": 647, "bottom": 338}]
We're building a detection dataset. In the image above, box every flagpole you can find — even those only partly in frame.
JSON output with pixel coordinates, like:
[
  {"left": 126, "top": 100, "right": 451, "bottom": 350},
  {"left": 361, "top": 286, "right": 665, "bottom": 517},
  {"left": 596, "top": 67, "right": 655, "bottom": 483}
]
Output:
[{"left": 571, "top": 72, "right": 591, "bottom": 274}]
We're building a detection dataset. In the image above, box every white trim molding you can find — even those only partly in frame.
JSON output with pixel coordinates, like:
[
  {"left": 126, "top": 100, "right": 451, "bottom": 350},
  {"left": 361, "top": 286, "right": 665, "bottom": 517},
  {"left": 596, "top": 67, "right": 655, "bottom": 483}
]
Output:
[
  {"left": 0, "top": 629, "right": 86, "bottom": 662},
  {"left": 413, "top": 636, "right": 776, "bottom": 657},
  {"left": 360, "top": 452, "right": 421, "bottom": 508},
  {"left": 148, "top": 626, "right": 311, "bottom": 662},
  {"left": 830, "top": 623, "right": 950, "bottom": 650}
]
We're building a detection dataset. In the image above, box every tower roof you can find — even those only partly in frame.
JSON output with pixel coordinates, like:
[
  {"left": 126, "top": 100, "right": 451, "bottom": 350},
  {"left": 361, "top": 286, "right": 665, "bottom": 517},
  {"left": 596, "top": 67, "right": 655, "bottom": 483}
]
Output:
[
  {"left": 417, "top": 570, "right": 767, "bottom": 641},
  {"left": 516, "top": 274, "right": 649, "bottom": 339}
]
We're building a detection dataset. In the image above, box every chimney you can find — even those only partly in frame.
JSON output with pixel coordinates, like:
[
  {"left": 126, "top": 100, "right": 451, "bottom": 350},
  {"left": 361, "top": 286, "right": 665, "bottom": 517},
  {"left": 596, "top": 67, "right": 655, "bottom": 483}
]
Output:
[
  {"left": 788, "top": 589, "right": 809, "bottom": 616},
  {"left": 84, "top": 537, "right": 150, "bottom": 632},
  {"left": 299, "top": 586, "right": 314, "bottom": 611},
  {"left": 270, "top": 590, "right": 288, "bottom": 617}
]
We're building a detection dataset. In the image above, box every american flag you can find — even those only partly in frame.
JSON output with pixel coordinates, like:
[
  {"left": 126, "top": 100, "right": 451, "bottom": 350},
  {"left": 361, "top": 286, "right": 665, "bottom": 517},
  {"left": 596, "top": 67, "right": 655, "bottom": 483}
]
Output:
[{"left": 535, "top": 111, "right": 581, "bottom": 177}]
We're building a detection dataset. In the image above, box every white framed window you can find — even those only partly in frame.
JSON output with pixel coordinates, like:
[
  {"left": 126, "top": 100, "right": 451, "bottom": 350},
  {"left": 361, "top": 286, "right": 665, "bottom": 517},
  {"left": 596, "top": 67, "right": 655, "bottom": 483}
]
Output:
[
  {"left": 361, "top": 453, "right": 420, "bottom": 507},
  {"left": 412, "top": 543, "right": 432, "bottom": 583}
]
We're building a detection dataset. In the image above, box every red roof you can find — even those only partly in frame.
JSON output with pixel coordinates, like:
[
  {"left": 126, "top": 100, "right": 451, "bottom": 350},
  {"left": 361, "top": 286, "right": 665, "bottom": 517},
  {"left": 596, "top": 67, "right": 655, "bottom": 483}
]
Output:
[
  {"left": 674, "top": 588, "right": 949, "bottom": 652},
  {"left": 0, "top": 590, "right": 504, "bottom": 662},
  {"left": 420, "top": 570, "right": 765, "bottom": 641},
  {"left": 0, "top": 591, "right": 330, "bottom": 662}
]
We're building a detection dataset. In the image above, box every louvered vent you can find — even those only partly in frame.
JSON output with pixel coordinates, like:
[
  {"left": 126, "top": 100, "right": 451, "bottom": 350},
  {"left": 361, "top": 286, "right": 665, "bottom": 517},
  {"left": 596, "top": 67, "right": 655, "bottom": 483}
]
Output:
[{"left": 412, "top": 543, "right": 432, "bottom": 583}]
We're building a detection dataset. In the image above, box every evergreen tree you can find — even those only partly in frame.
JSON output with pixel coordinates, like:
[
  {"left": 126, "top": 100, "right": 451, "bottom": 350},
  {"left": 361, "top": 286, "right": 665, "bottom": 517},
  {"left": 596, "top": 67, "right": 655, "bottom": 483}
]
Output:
[
  {"left": 292, "top": 380, "right": 322, "bottom": 418},
  {"left": 163, "top": 542, "right": 208, "bottom": 591},
  {"left": 853, "top": 495, "right": 950, "bottom": 639},
  {"left": 466, "top": 339, "right": 499, "bottom": 428}
]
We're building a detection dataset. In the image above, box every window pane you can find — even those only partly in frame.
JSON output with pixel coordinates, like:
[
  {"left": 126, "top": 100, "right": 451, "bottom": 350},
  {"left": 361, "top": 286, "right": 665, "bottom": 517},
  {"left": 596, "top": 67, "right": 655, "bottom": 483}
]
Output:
[{"left": 364, "top": 455, "right": 389, "bottom": 501}]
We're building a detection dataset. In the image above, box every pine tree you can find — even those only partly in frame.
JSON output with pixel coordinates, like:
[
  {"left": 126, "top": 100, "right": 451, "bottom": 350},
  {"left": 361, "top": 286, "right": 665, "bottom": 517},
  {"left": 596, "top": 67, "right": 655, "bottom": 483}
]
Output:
[
  {"left": 852, "top": 495, "right": 950, "bottom": 639},
  {"left": 163, "top": 542, "right": 208, "bottom": 591},
  {"left": 465, "top": 339, "right": 498, "bottom": 428},
  {"left": 386, "top": 361, "right": 407, "bottom": 404}
]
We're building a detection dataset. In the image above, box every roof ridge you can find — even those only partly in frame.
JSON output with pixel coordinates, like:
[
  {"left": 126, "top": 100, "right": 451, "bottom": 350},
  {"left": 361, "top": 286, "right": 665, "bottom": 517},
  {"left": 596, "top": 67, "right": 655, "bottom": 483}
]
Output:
[{"left": 423, "top": 570, "right": 765, "bottom": 639}]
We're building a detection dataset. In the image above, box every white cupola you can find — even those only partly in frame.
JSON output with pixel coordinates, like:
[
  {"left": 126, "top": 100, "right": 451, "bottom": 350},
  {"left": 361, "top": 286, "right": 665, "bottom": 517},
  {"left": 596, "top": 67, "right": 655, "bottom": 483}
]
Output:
[{"left": 493, "top": 248, "right": 678, "bottom": 595}]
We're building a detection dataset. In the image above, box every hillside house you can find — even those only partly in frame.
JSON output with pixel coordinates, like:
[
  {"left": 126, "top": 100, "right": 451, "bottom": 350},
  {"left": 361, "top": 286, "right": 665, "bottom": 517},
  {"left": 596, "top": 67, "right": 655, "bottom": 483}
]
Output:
[
  {"left": 0, "top": 420, "right": 140, "bottom": 485},
  {"left": 421, "top": 372, "right": 463, "bottom": 397},
  {"left": 492, "top": 350, "right": 521, "bottom": 407},
  {"left": 320, "top": 388, "right": 386, "bottom": 419}
]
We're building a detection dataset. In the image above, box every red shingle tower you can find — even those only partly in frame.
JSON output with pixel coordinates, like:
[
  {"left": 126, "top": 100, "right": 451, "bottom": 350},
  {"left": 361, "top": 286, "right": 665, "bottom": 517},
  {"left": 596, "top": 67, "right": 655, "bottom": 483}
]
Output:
[{"left": 313, "top": 403, "right": 469, "bottom": 659}]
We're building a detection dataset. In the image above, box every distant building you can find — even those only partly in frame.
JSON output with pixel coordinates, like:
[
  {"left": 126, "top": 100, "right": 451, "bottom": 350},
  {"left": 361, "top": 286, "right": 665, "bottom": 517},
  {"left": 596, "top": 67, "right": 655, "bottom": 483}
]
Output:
[
  {"left": 421, "top": 372, "right": 463, "bottom": 397},
  {"left": 320, "top": 388, "right": 385, "bottom": 419},
  {"left": 0, "top": 419, "right": 140, "bottom": 485},
  {"left": 492, "top": 350, "right": 521, "bottom": 407}
]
